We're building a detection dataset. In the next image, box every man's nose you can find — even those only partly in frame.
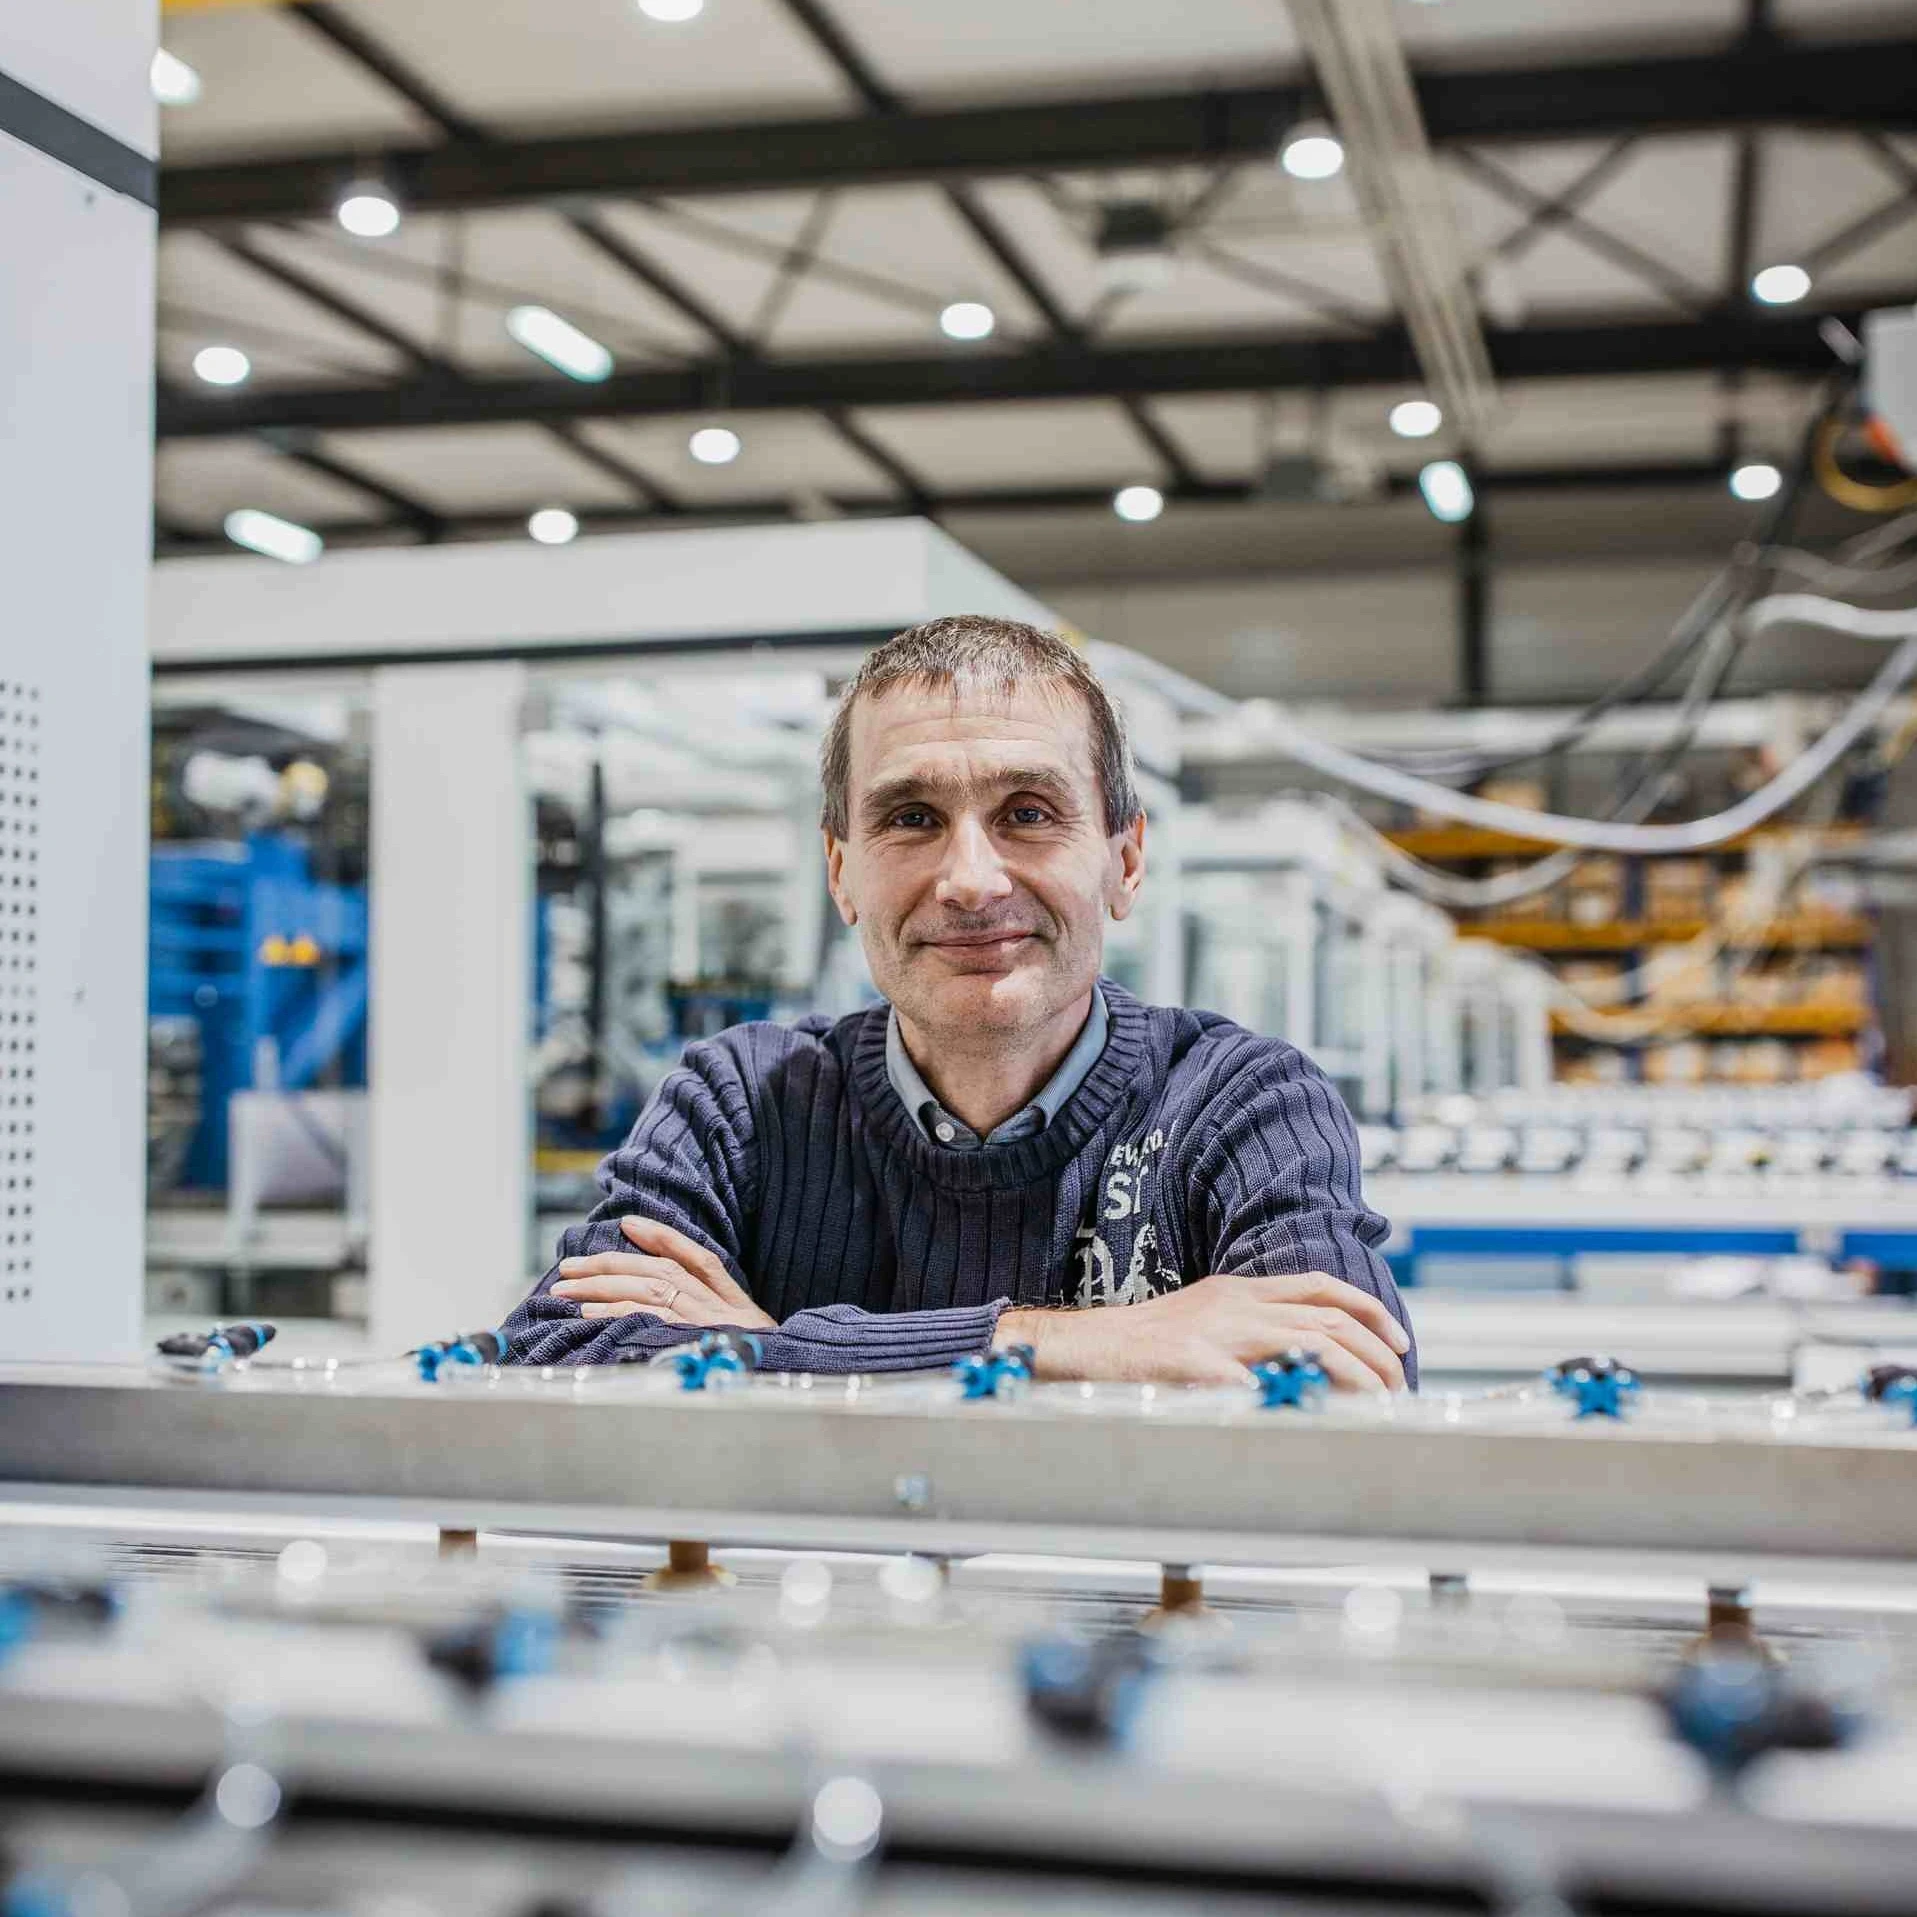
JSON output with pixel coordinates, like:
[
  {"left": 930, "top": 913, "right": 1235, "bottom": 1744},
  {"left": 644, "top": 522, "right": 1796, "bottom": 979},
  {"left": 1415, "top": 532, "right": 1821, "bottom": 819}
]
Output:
[{"left": 935, "top": 816, "right": 1014, "bottom": 911}]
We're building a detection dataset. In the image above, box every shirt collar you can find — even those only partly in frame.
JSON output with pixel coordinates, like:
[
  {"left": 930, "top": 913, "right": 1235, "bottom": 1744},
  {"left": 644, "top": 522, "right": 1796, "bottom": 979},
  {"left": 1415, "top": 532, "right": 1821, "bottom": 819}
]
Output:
[{"left": 885, "top": 985, "right": 1110, "bottom": 1149}]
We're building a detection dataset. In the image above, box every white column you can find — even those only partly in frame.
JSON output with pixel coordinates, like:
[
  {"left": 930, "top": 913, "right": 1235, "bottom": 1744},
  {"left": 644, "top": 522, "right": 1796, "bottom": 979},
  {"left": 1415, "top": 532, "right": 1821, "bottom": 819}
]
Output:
[
  {"left": 369, "top": 663, "right": 531, "bottom": 1352},
  {"left": 1, "top": 1, "right": 155, "bottom": 1360}
]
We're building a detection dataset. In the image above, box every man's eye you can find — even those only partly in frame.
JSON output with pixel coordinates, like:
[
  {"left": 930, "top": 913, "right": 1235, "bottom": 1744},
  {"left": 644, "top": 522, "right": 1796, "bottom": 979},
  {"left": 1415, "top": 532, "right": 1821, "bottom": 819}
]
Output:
[
  {"left": 891, "top": 809, "right": 935, "bottom": 829},
  {"left": 1008, "top": 805, "right": 1051, "bottom": 826}
]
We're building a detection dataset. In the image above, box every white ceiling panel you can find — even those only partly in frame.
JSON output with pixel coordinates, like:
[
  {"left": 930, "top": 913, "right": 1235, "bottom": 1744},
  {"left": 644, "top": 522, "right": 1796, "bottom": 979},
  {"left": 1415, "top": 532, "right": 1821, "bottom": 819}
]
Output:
[
  {"left": 577, "top": 414, "right": 905, "bottom": 506},
  {"left": 850, "top": 402, "right": 1162, "bottom": 491},
  {"left": 229, "top": 216, "right": 712, "bottom": 376},
  {"left": 759, "top": 187, "right": 1054, "bottom": 348},
  {"left": 1148, "top": 391, "right": 1453, "bottom": 484},
  {"left": 1475, "top": 219, "right": 1684, "bottom": 321},
  {"left": 1394, "top": 0, "right": 1740, "bottom": 71},
  {"left": 1758, "top": 132, "right": 1917, "bottom": 276},
  {"left": 1773, "top": 0, "right": 1917, "bottom": 36},
  {"left": 315, "top": 426, "right": 642, "bottom": 516},
  {"left": 155, "top": 7, "right": 435, "bottom": 163},
  {"left": 326, "top": 0, "right": 857, "bottom": 133},
  {"left": 159, "top": 232, "right": 410, "bottom": 385},
  {"left": 823, "top": 0, "right": 1299, "bottom": 103},
  {"left": 157, "top": 440, "right": 388, "bottom": 534},
  {"left": 436, "top": 208, "right": 715, "bottom": 363},
  {"left": 1572, "top": 136, "right": 1735, "bottom": 302},
  {"left": 596, "top": 197, "right": 837, "bottom": 346},
  {"left": 1095, "top": 251, "right": 1366, "bottom": 343}
]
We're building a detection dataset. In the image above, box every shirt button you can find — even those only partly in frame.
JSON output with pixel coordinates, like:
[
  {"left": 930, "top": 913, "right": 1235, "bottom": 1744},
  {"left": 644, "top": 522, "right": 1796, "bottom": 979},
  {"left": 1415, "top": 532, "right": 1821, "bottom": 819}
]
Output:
[{"left": 935, "top": 1122, "right": 956, "bottom": 1143}]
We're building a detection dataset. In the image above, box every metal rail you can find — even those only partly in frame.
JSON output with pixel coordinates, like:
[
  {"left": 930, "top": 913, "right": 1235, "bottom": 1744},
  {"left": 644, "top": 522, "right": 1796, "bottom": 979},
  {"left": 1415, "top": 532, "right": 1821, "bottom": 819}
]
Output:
[{"left": 4, "top": 1366, "right": 1917, "bottom": 1574}]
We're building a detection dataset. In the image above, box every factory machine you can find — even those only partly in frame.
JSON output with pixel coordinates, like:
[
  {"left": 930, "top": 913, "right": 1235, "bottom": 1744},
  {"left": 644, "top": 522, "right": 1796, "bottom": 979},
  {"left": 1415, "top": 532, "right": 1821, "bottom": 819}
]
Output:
[
  {"left": 21, "top": 312, "right": 1903, "bottom": 1912},
  {"left": 7, "top": 1336, "right": 1917, "bottom": 1916},
  {"left": 1183, "top": 798, "right": 1551, "bottom": 1121}
]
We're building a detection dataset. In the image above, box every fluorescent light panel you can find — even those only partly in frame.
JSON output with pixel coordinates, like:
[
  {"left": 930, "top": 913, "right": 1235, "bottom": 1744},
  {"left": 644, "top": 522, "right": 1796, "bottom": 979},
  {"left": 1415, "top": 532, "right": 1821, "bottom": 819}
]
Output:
[{"left": 506, "top": 305, "right": 614, "bottom": 383}]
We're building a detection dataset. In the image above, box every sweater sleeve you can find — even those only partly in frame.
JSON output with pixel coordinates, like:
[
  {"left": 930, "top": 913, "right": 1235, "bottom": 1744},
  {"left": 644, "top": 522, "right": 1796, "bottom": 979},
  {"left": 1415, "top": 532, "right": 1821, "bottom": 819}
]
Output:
[
  {"left": 501, "top": 1029, "right": 1006, "bottom": 1374},
  {"left": 1186, "top": 1042, "right": 1416, "bottom": 1387}
]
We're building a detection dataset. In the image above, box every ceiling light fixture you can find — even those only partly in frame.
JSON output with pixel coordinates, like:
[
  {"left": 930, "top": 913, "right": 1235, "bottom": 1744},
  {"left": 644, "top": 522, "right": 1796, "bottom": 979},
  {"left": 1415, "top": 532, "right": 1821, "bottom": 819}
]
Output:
[
  {"left": 506, "top": 305, "right": 614, "bottom": 383},
  {"left": 1281, "top": 121, "right": 1345, "bottom": 182},
  {"left": 224, "top": 509, "right": 323, "bottom": 566},
  {"left": 192, "top": 345, "right": 251, "bottom": 388},
  {"left": 1418, "top": 459, "right": 1474, "bottom": 523},
  {"left": 637, "top": 0, "right": 705, "bottom": 17},
  {"left": 1750, "top": 263, "right": 1810, "bottom": 306},
  {"left": 1113, "top": 485, "right": 1165, "bottom": 524},
  {"left": 527, "top": 507, "right": 580, "bottom": 546},
  {"left": 939, "top": 301, "right": 996, "bottom": 342},
  {"left": 689, "top": 426, "right": 742, "bottom": 465},
  {"left": 1389, "top": 399, "right": 1443, "bottom": 439},
  {"left": 150, "top": 48, "right": 202, "bottom": 107},
  {"left": 336, "top": 183, "right": 401, "bottom": 239},
  {"left": 1730, "top": 462, "right": 1783, "bottom": 502}
]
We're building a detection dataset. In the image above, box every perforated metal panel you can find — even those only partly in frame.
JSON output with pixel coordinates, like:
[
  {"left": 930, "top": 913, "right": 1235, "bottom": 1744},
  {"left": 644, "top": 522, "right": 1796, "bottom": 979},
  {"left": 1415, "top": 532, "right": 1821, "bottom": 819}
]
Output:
[
  {"left": 2, "top": 124, "right": 149, "bottom": 1362},
  {"left": 0, "top": 680, "right": 35, "bottom": 1318}
]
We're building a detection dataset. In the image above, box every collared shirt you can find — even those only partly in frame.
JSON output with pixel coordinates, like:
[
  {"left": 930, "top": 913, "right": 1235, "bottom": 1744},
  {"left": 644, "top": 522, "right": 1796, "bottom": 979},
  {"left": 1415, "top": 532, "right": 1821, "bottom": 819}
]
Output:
[{"left": 884, "top": 985, "right": 1110, "bottom": 1150}]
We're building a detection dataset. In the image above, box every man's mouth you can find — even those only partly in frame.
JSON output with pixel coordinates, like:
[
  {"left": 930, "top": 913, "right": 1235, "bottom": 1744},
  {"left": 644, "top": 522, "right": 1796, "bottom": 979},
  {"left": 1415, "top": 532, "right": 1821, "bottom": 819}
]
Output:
[{"left": 923, "top": 929, "right": 1036, "bottom": 949}]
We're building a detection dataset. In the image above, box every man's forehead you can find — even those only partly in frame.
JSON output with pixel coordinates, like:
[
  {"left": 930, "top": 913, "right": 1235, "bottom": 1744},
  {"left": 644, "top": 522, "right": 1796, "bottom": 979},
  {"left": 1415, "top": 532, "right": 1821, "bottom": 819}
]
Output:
[{"left": 848, "top": 676, "right": 1092, "bottom": 773}]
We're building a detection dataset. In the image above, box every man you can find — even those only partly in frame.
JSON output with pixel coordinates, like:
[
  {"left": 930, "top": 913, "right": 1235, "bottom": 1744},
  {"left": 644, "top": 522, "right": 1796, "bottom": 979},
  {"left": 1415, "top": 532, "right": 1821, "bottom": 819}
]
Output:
[{"left": 504, "top": 616, "right": 1413, "bottom": 1390}]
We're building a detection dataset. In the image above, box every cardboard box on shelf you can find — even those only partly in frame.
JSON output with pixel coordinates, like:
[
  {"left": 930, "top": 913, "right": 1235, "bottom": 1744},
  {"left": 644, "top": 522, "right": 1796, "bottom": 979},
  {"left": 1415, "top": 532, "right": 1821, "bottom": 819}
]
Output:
[
  {"left": 1642, "top": 1040, "right": 1708, "bottom": 1084},
  {"left": 1796, "top": 957, "right": 1870, "bottom": 1011},
  {"left": 1644, "top": 857, "right": 1713, "bottom": 924},
  {"left": 1800, "top": 1038, "right": 1865, "bottom": 1079},
  {"left": 1556, "top": 1047, "right": 1629, "bottom": 1086},
  {"left": 1642, "top": 946, "right": 1717, "bottom": 1006},
  {"left": 1477, "top": 778, "right": 1547, "bottom": 814},
  {"left": 1555, "top": 957, "right": 1627, "bottom": 1000},
  {"left": 1564, "top": 855, "right": 1624, "bottom": 927},
  {"left": 1727, "top": 965, "right": 1792, "bottom": 1009},
  {"left": 1482, "top": 861, "right": 1560, "bottom": 921}
]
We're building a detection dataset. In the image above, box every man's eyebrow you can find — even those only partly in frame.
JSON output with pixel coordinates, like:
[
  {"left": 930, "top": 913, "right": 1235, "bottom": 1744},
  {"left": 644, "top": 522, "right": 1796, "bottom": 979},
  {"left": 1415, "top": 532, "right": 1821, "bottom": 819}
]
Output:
[{"left": 859, "top": 767, "right": 1079, "bottom": 821}]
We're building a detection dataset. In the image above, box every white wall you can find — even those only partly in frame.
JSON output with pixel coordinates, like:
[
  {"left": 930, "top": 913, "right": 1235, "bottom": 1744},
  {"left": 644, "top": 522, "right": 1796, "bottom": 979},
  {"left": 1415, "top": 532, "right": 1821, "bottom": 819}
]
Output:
[
  {"left": 1, "top": 7, "right": 155, "bottom": 1360},
  {"left": 1053, "top": 555, "right": 1889, "bottom": 710}
]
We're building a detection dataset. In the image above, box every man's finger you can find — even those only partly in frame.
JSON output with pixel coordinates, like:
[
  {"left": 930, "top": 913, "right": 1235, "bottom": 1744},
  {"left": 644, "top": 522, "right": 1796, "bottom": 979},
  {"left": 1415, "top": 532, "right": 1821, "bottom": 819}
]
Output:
[
  {"left": 580, "top": 1300, "right": 689, "bottom": 1324},
  {"left": 1253, "top": 1272, "right": 1410, "bottom": 1356},
  {"left": 619, "top": 1217, "right": 754, "bottom": 1306},
  {"left": 1301, "top": 1305, "right": 1405, "bottom": 1392},
  {"left": 555, "top": 1271, "right": 683, "bottom": 1307},
  {"left": 1285, "top": 1335, "right": 1386, "bottom": 1395}
]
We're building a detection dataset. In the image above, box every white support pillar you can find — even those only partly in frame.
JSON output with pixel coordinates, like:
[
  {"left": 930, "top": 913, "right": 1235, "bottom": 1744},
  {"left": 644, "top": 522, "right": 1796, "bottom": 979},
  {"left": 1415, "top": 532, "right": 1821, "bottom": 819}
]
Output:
[
  {"left": 369, "top": 664, "right": 532, "bottom": 1352},
  {"left": 2, "top": 1, "right": 155, "bottom": 1361}
]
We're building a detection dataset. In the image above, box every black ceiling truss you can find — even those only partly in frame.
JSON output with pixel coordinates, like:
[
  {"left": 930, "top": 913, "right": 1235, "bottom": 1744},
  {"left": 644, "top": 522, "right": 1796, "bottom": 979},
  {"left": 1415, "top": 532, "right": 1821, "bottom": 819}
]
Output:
[
  {"left": 157, "top": 300, "right": 1906, "bottom": 443},
  {"left": 1457, "top": 144, "right": 1711, "bottom": 314},
  {"left": 286, "top": 0, "right": 933, "bottom": 510},
  {"left": 213, "top": 228, "right": 686, "bottom": 515},
  {"left": 159, "top": 40, "right": 1917, "bottom": 230},
  {"left": 1800, "top": 133, "right": 1917, "bottom": 277},
  {"left": 149, "top": 458, "right": 1796, "bottom": 555},
  {"left": 768, "top": 0, "right": 1200, "bottom": 490}
]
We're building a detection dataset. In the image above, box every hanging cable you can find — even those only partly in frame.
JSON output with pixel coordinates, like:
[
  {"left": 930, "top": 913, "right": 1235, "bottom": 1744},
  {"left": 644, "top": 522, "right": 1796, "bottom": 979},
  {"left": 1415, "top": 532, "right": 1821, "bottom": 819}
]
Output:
[{"left": 1249, "top": 596, "right": 1917, "bottom": 853}]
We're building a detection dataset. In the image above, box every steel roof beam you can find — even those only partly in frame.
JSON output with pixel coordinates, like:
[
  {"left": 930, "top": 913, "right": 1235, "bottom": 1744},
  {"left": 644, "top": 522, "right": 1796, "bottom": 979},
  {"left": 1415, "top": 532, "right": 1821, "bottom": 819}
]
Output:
[
  {"left": 149, "top": 459, "right": 1786, "bottom": 556},
  {"left": 154, "top": 301, "right": 1902, "bottom": 440},
  {"left": 159, "top": 40, "right": 1917, "bottom": 229}
]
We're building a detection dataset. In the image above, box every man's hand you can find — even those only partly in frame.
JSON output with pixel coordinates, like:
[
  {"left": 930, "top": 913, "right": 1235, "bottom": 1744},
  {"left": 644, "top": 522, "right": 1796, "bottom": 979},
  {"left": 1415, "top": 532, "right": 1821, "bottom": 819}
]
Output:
[
  {"left": 994, "top": 1272, "right": 1409, "bottom": 1393},
  {"left": 550, "top": 1217, "right": 776, "bottom": 1330}
]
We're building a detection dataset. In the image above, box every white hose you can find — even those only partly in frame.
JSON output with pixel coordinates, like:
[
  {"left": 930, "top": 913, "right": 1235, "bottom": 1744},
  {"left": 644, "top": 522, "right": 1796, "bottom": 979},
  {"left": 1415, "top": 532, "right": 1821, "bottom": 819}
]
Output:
[{"left": 1254, "top": 594, "right": 1917, "bottom": 854}]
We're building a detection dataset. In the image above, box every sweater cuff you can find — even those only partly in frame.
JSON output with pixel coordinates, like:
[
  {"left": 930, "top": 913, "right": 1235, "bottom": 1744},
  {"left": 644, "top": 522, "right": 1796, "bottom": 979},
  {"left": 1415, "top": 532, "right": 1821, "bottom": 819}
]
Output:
[
  {"left": 767, "top": 1299, "right": 1009, "bottom": 1375},
  {"left": 503, "top": 1295, "right": 1008, "bottom": 1377}
]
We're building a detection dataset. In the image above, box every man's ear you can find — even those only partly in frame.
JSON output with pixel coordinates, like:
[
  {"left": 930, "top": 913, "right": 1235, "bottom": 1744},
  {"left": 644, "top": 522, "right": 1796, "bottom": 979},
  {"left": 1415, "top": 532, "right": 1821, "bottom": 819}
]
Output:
[
  {"left": 1108, "top": 811, "right": 1147, "bottom": 922},
  {"left": 823, "top": 828, "right": 857, "bottom": 926}
]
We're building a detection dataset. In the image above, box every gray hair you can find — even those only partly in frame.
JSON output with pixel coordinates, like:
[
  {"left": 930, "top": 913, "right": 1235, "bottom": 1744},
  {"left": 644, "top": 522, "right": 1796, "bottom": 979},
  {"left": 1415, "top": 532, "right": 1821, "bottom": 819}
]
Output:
[{"left": 818, "top": 615, "right": 1140, "bottom": 839}]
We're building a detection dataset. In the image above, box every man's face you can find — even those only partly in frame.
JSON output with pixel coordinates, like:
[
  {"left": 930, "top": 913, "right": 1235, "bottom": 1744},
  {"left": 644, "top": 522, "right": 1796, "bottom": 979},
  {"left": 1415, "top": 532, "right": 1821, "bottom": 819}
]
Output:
[{"left": 824, "top": 676, "right": 1145, "bottom": 1041}]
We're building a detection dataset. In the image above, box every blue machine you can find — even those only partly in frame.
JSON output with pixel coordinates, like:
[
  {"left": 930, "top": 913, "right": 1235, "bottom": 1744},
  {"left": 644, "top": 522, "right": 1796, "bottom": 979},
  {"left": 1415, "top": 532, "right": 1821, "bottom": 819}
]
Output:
[{"left": 148, "top": 832, "right": 369, "bottom": 1191}]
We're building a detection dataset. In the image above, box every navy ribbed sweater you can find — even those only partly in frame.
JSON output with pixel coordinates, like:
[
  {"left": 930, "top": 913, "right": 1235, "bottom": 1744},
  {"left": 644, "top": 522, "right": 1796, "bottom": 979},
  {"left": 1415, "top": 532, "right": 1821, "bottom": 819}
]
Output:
[{"left": 502, "top": 980, "right": 1412, "bottom": 1381}]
